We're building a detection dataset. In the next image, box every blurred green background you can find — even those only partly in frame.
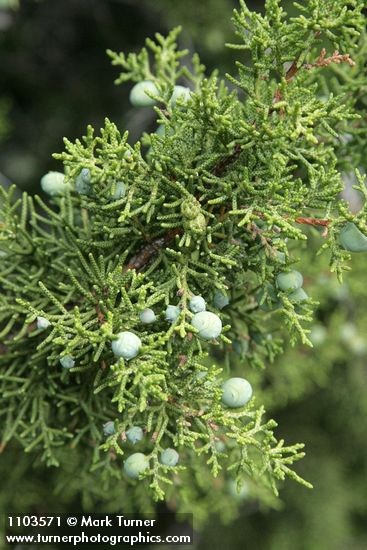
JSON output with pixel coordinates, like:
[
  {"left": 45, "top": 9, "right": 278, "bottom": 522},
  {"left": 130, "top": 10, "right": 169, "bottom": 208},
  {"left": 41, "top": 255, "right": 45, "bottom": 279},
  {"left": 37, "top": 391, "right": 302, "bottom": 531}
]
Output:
[{"left": 1, "top": 1, "right": 367, "bottom": 549}]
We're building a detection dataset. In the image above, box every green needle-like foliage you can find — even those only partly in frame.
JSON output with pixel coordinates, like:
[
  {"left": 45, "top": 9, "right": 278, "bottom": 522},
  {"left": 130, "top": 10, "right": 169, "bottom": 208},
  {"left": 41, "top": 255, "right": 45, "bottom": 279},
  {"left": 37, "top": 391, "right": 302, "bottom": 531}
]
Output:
[{"left": 1, "top": 0, "right": 366, "bottom": 514}]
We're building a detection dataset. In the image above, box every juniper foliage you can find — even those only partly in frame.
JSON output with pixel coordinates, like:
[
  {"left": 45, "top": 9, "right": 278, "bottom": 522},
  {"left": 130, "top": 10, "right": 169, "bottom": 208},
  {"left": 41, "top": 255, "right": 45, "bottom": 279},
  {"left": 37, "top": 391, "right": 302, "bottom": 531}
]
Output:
[{"left": 0, "top": 0, "right": 366, "bottom": 513}]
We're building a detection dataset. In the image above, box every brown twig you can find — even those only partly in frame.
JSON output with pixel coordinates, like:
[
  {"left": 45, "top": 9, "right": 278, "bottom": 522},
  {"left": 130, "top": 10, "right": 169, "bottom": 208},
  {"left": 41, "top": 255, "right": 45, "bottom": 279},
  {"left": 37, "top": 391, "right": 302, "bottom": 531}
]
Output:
[
  {"left": 272, "top": 29, "right": 356, "bottom": 110},
  {"left": 124, "top": 228, "right": 182, "bottom": 272},
  {"left": 295, "top": 216, "right": 330, "bottom": 237},
  {"left": 242, "top": 208, "right": 330, "bottom": 228},
  {"left": 304, "top": 48, "right": 355, "bottom": 70},
  {"left": 285, "top": 61, "right": 299, "bottom": 82},
  {"left": 95, "top": 305, "right": 106, "bottom": 324},
  {"left": 178, "top": 354, "right": 188, "bottom": 367},
  {"left": 208, "top": 421, "right": 219, "bottom": 431},
  {"left": 213, "top": 144, "right": 242, "bottom": 177},
  {"left": 294, "top": 216, "right": 330, "bottom": 227}
]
